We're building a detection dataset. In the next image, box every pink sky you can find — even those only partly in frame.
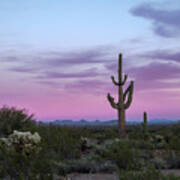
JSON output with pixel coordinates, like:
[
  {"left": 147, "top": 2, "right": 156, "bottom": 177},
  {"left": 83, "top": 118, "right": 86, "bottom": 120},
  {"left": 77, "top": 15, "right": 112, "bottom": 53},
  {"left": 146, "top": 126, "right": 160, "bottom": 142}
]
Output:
[
  {"left": 1, "top": 1, "right": 180, "bottom": 121},
  {"left": 1, "top": 52, "right": 180, "bottom": 122}
]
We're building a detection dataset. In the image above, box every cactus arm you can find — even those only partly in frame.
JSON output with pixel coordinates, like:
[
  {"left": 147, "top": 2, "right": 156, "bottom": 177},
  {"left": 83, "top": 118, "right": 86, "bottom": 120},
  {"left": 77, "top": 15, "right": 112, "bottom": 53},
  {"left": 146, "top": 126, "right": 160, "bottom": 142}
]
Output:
[
  {"left": 123, "top": 80, "right": 131, "bottom": 101},
  {"left": 111, "top": 76, "right": 120, "bottom": 86},
  {"left": 107, "top": 93, "right": 119, "bottom": 109},
  {"left": 124, "top": 81, "right": 134, "bottom": 109},
  {"left": 120, "top": 74, "right": 128, "bottom": 85}
]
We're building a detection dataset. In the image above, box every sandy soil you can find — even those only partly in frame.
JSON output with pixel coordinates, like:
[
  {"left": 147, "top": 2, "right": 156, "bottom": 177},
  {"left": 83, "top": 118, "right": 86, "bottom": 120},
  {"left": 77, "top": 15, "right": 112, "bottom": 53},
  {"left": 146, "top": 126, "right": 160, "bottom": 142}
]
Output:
[
  {"left": 56, "top": 170, "right": 180, "bottom": 180},
  {"left": 67, "top": 173, "right": 118, "bottom": 180},
  {"left": 161, "top": 169, "right": 180, "bottom": 176},
  {"left": 66, "top": 170, "right": 180, "bottom": 180}
]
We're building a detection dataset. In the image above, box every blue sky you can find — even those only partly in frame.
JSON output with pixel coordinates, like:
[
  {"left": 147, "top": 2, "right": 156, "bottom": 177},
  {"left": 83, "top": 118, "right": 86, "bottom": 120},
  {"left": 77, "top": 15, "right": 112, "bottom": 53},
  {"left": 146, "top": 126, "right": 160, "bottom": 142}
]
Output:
[
  {"left": 0, "top": 0, "right": 180, "bottom": 121},
  {"left": 0, "top": 0, "right": 152, "bottom": 49}
]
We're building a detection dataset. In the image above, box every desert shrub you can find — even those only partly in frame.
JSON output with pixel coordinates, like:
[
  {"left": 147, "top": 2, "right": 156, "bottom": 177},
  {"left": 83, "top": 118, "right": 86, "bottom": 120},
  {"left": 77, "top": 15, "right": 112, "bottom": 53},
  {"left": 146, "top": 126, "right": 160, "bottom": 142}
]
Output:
[
  {"left": 0, "top": 130, "right": 66, "bottom": 179},
  {"left": 117, "top": 166, "right": 161, "bottom": 180},
  {"left": 163, "top": 173, "right": 180, "bottom": 180},
  {"left": 100, "top": 139, "right": 141, "bottom": 170},
  {"left": 137, "top": 139, "right": 155, "bottom": 150},
  {"left": 65, "top": 158, "right": 97, "bottom": 173},
  {"left": 165, "top": 152, "right": 180, "bottom": 169},
  {"left": 0, "top": 147, "right": 64, "bottom": 179},
  {"left": 150, "top": 157, "right": 167, "bottom": 169},
  {"left": 168, "top": 136, "right": 180, "bottom": 151},
  {"left": 37, "top": 125, "right": 81, "bottom": 161},
  {"left": 0, "top": 130, "right": 41, "bottom": 155},
  {"left": 65, "top": 157, "right": 116, "bottom": 174},
  {"left": 95, "top": 161, "right": 116, "bottom": 173},
  {"left": 0, "top": 106, "right": 36, "bottom": 136}
]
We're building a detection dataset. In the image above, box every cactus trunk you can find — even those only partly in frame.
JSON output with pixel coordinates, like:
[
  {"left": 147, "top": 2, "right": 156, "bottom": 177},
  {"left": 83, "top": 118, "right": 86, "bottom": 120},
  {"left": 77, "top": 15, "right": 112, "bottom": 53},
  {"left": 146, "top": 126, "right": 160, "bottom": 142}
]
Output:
[
  {"left": 118, "top": 108, "right": 126, "bottom": 138},
  {"left": 142, "top": 111, "right": 148, "bottom": 139},
  {"left": 107, "top": 54, "right": 134, "bottom": 138},
  {"left": 118, "top": 56, "right": 125, "bottom": 137}
]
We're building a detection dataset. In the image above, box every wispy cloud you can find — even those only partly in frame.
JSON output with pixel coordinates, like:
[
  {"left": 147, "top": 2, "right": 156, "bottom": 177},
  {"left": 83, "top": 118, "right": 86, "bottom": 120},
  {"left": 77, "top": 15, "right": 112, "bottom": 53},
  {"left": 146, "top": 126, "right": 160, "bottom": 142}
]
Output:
[
  {"left": 128, "top": 62, "right": 180, "bottom": 91},
  {"left": 37, "top": 68, "right": 106, "bottom": 79},
  {"left": 3, "top": 47, "right": 112, "bottom": 91},
  {"left": 139, "top": 50, "right": 180, "bottom": 63},
  {"left": 64, "top": 79, "right": 110, "bottom": 94},
  {"left": 130, "top": 3, "right": 180, "bottom": 38},
  {"left": 3, "top": 45, "right": 180, "bottom": 95},
  {"left": 132, "top": 62, "right": 180, "bottom": 80},
  {"left": 8, "top": 66, "right": 37, "bottom": 73},
  {"left": 6, "top": 46, "right": 112, "bottom": 71},
  {"left": 42, "top": 46, "right": 113, "bottom": 67},
  {"left": 0, "top": 56, "right": 20, "bottom": 63}
]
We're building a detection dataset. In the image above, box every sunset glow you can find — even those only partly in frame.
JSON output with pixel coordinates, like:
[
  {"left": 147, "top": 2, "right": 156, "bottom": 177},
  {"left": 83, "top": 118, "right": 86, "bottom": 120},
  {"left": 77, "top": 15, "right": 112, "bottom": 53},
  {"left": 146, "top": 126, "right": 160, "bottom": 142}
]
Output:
[{"left": 1, "top": 0, "right": 180, "bottom": 121}]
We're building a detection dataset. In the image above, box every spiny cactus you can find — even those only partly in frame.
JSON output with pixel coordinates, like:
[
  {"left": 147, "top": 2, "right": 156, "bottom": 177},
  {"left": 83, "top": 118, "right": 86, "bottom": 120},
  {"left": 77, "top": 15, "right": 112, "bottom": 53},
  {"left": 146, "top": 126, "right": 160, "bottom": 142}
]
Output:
[
  {"left": 107, "top": 54, "right": 134, "bottom": 138},
  {"left": 142, "top": 111, "right": 148, "bottom": 138}
]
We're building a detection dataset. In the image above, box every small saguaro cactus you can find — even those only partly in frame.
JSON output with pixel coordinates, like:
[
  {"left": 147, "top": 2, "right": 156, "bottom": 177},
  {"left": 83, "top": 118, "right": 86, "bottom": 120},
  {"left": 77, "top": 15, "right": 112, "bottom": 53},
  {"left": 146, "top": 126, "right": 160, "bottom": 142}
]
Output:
[
  {"left": 142, "top": 111, "right": 148, "bottom": 138},
  {"left": 142, "top": 112, "right": 148, "bottom": 132},
  {"left": 107, "top": 54, "right": 134, "bottom": 138}
]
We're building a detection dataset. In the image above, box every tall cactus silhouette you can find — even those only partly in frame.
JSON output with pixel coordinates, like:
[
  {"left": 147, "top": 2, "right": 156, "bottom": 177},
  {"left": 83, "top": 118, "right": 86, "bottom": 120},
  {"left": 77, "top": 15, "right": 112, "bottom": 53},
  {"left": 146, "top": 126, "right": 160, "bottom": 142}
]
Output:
[
  {"left": 107, "top": 54, "right": 134, "bottom": 138},
  {"left": 142, "top": 112, "right": 148, "bottom": 133},
  {"left": 142, "top": 111, "right": 148, "bottom": 139}
]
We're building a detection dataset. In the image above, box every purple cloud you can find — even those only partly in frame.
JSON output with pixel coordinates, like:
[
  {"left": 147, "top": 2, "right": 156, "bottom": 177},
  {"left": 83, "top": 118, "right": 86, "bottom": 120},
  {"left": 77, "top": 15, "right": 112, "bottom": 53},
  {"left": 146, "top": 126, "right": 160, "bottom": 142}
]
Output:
[
  {"left": 6, "top": 47, "right": 112, "bottom": 74},
  {"left": 130, "top": 3, "right": 180, "bottom": 37},
  {"left": 140, "top": 50, "right": 180, "bottom": 63},
  {"left": 63, "top": 79, "right": 116, "bottom": 95},
  {"left": 8, "top": 66, "right": 37, "bottom": 73},
  {"left": 36, "top": 68, "right": 106, "bottom": 80},
  {"left": 132, "top": 62, "right": 180, "bottom": 80},
  {"left": 7, "top": 46, "right": 180, "bottom": 95},
  {"left": 5, "top": 47, "right": 112, "bottom": 87},
  {"left": 65, "top": 79, "right": 108, "bottom": 90},
  {"left": 43, "top": 47, "right": 111, "bottom": 66},
  {"left": 0, "top": 56, "right": 20, "bottom": 62},
  {"left": 127, "top": 62, "right": 180, "bottom": 90},
  {"left": 36, "top": 80, "right": 62, "bottom": 88},
  {"left": 105, "top": 62, "right": 129, "bottom": 72},
  {"left": 63, "top": 60, "right": 180, "bottom": 95}
]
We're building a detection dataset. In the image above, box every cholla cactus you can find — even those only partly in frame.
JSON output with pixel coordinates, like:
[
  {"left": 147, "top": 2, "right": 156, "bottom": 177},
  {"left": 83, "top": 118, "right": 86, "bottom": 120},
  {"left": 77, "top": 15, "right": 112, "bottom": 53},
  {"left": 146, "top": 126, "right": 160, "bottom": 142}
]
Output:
[
  {"left": 0, "top": 130, "right": 41, "bottom": 154},
  {"left": 107, "top": 54, "right": 134, "bottom": 138}
]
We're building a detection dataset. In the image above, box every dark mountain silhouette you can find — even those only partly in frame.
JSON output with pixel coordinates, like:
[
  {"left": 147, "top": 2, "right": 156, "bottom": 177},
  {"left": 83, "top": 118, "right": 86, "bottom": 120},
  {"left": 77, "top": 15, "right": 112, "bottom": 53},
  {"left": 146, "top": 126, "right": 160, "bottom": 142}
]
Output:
[{"left": 42, "top": 119, "right": 179, "bottom": 126}]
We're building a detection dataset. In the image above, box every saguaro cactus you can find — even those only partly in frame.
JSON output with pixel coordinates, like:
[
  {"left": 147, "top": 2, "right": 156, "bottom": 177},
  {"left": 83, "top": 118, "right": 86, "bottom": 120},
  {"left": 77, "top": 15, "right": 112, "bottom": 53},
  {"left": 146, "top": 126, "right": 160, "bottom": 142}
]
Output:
[
  {"left": 142, "top": 112, "right": 148, "bottom": 132},
  {"left": 142, "top": 111, "right": 148, "bottom": 138},
  {"left": 107, "top": 54, "right": 134, "bottom": 138}
]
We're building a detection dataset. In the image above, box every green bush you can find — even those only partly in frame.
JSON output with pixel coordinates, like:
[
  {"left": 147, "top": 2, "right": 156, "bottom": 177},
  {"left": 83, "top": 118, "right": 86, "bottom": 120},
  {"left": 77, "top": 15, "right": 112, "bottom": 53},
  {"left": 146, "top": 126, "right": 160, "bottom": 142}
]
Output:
[
  {"left": 37, "top": 125, "right": 81, "bottom": 161},
  {"left": 150, "top": 157, "right": 167, "bottom": 169},
  {"left": 0, "top": 138, "right": 66, "bottom": 179},
  {"left": 101, "top": 139, "right": 141, "bottom": 170},
  {"left": 65, "top": 159, "right": 97, "bottom": 173},
  {"left": 168, "top": 136, "right": 180, "bottom": 151},
  {"left": 165, "top": 153, "right": 180, "bottom": 169},
  {"left": 163, "top": 173, "right": 180, "bottom": 180},
  {"left": 117, "top": 167, "right": 161, "bottom": 180},
  {"left": 0, "top": 106, "right": 36, "bottom": 136}
]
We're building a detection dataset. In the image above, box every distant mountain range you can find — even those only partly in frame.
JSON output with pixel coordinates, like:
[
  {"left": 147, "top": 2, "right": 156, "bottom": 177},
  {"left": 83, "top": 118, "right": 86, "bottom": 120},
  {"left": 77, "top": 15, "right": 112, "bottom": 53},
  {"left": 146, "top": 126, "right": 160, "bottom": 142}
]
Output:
[{"left": 43, "top": 119, "right": 179, "bottom": 126}]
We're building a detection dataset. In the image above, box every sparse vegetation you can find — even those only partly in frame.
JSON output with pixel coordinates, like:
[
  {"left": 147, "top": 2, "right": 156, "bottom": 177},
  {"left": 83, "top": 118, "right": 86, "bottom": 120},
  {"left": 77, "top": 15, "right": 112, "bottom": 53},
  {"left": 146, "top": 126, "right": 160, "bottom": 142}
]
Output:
[{"left": 0, "top": 106, "right": 179, "bottom": 179}]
